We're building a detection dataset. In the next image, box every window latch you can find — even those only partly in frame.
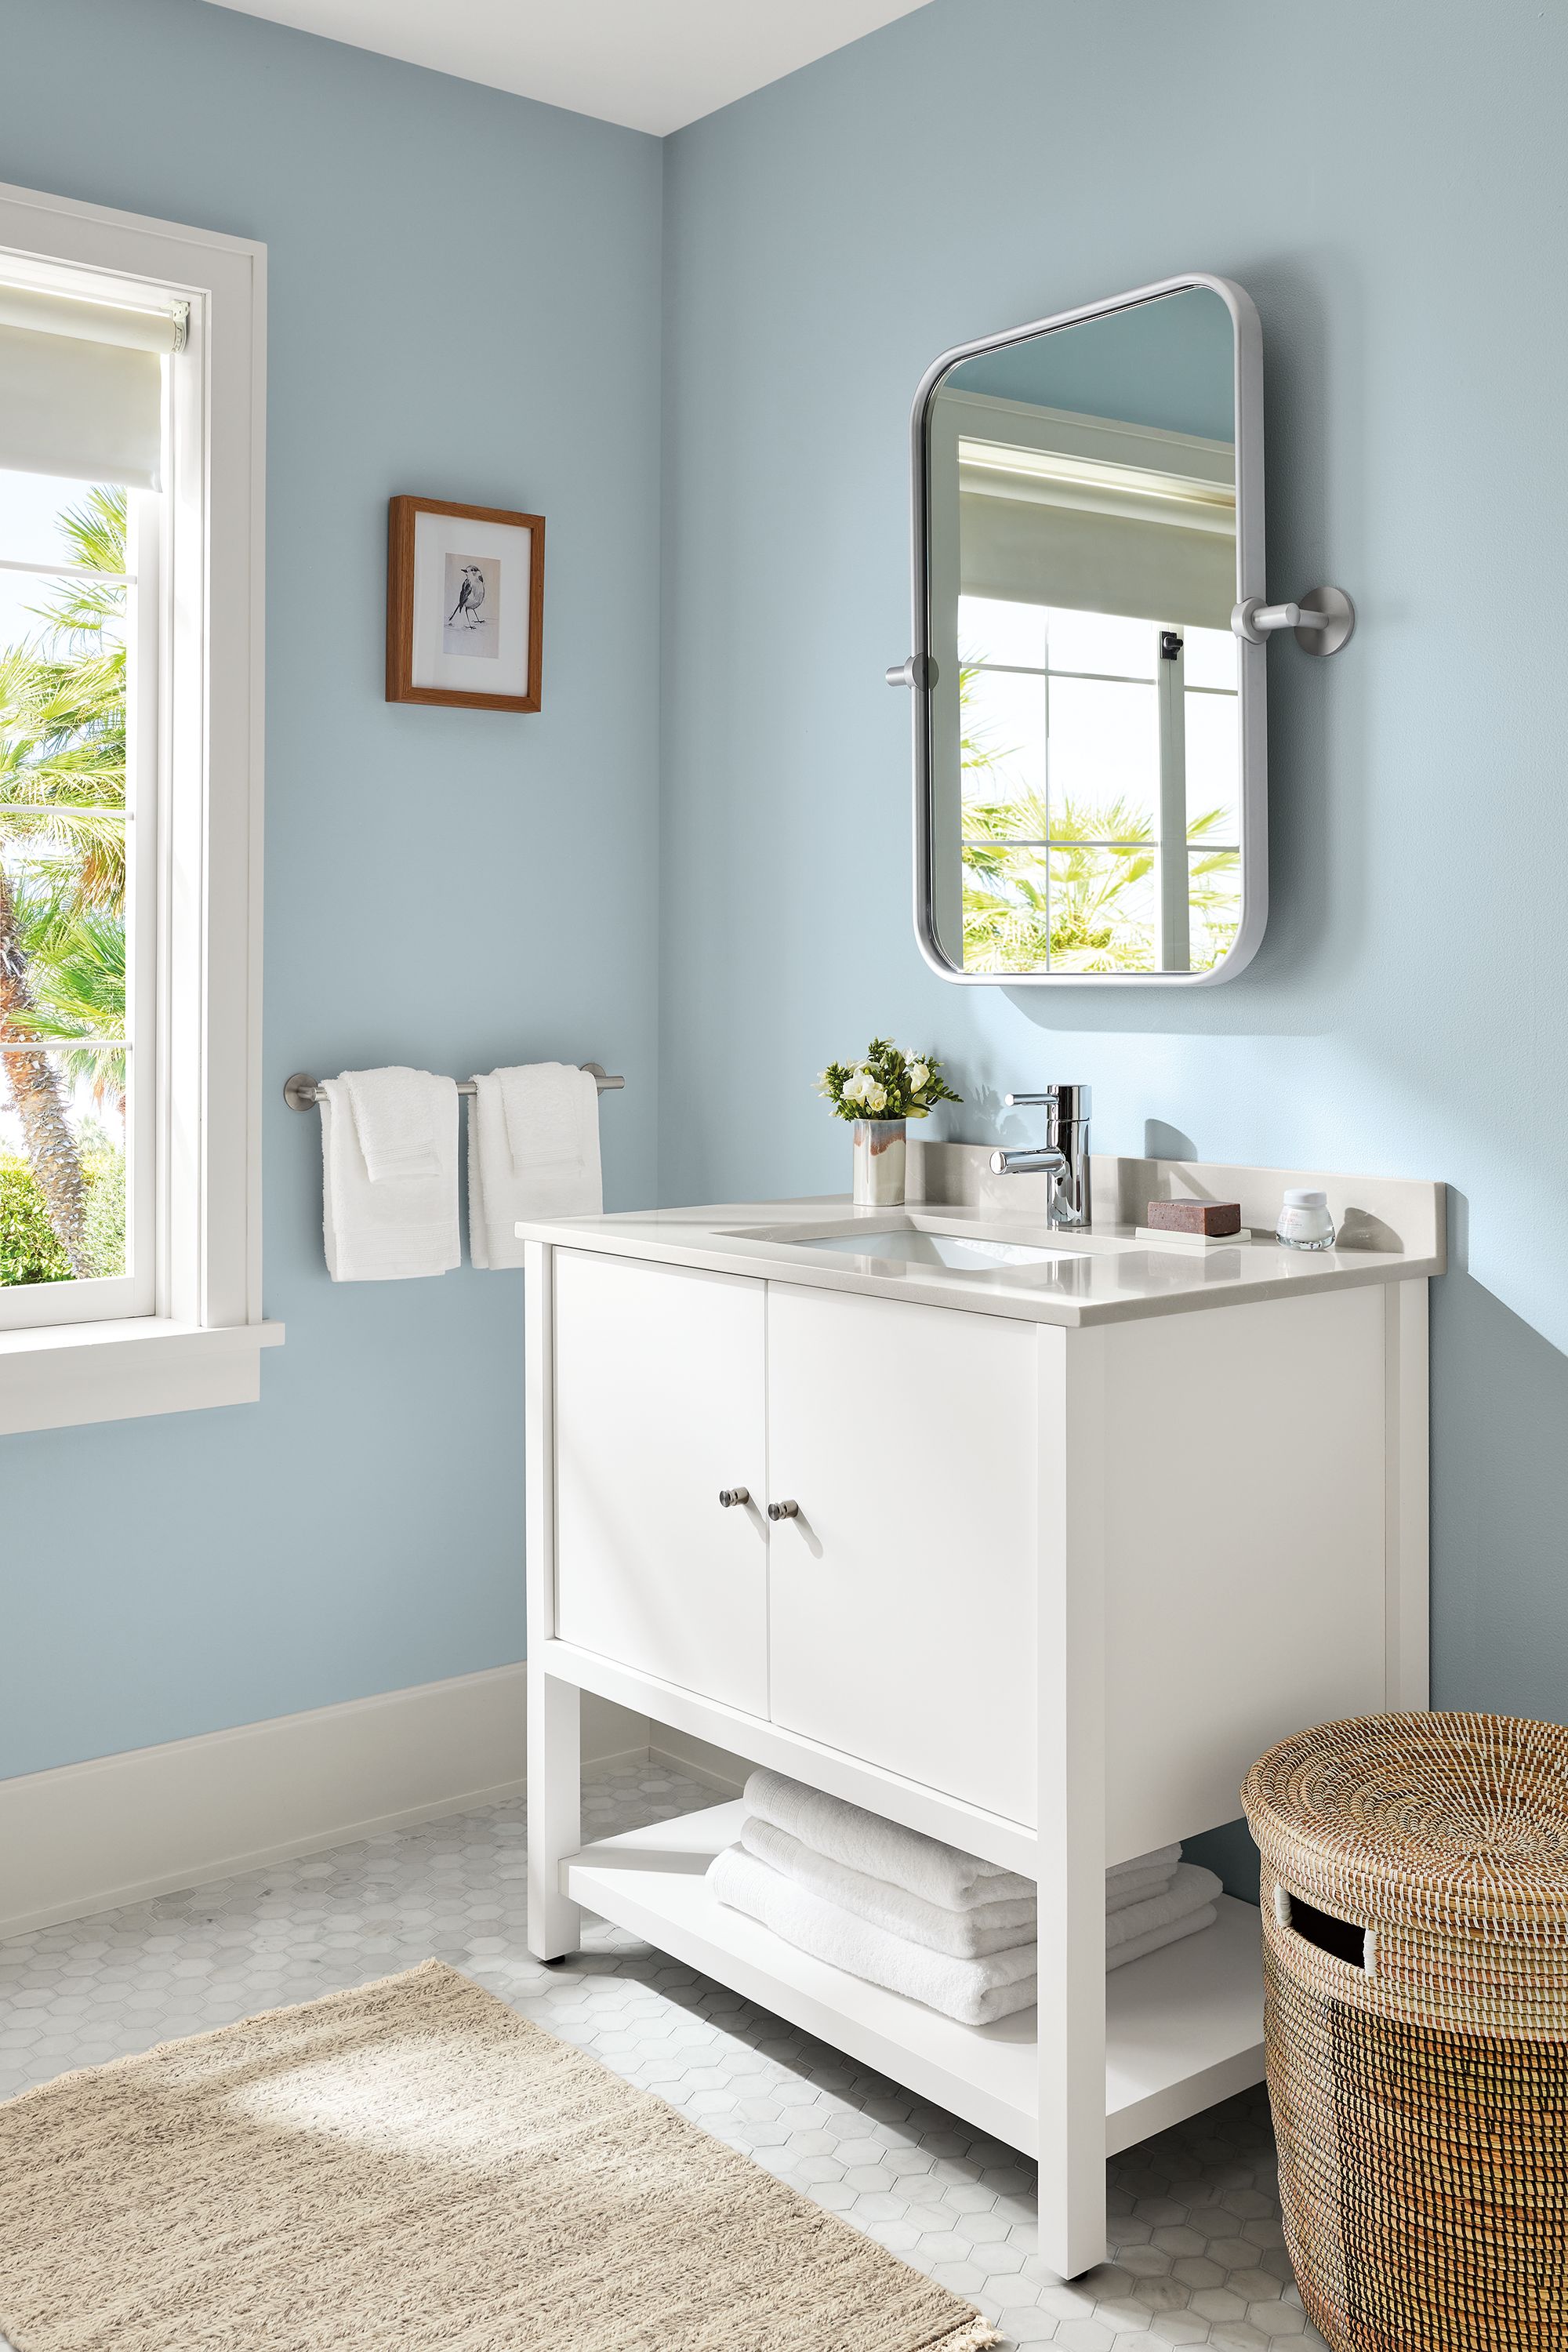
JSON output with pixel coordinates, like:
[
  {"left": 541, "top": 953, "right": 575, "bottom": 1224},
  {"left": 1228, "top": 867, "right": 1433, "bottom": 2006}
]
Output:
[{"left": 1160, "top": 631, "right": 1184, "bottom": 662}]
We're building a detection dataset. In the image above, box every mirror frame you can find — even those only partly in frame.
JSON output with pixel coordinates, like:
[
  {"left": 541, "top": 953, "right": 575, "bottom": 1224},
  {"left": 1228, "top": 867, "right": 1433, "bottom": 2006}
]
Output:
[{"left": 906, "top": 273, "right": 1265, "bottom": 987}]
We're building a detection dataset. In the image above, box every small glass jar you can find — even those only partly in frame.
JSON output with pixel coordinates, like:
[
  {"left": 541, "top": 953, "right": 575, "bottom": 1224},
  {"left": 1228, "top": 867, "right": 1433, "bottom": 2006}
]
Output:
[{"left": 1276, "top": 1187, "right": 1336, "bottom": 1250}]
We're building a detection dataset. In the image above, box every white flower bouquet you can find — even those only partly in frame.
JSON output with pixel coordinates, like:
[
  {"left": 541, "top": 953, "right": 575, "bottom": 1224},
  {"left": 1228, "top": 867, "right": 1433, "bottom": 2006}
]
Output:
[{"left": 816, "top": 1037, "right": 961, "bottom": 1123}]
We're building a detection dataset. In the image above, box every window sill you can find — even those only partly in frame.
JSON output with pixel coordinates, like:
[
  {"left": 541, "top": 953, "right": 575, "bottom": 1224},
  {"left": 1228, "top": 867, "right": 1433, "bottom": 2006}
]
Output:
[{"left": 0, "top": 1317, "right": 285, "bottom": 1437}]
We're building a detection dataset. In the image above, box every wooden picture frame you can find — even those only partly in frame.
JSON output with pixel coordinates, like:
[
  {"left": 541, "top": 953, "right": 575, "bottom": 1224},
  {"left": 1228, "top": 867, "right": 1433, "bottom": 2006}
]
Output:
[{"left": 386, "top": 495, "right": 545, "bottom": 713}]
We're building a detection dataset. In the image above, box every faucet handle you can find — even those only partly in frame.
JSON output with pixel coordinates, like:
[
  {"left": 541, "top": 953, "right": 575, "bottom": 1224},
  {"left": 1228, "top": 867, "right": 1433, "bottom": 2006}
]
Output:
[{"left": 1004, "top": 1084, "right": 1091, "bottom": 1120}]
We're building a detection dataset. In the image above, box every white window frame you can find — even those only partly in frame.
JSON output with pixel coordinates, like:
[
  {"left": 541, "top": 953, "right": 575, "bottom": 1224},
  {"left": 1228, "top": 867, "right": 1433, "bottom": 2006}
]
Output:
[{"left": 0, "top": 180, "right": 281, "bottom": 1432}]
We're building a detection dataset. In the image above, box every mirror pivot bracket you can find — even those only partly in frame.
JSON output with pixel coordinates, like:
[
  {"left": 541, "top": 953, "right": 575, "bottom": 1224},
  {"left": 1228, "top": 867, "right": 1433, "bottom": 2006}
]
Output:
[
  {"left": 885, "top": 653, "right": 939, "bottom": 688},
  {"left": 1232, "top": 585, "right": 1355, "bottom": 655}
]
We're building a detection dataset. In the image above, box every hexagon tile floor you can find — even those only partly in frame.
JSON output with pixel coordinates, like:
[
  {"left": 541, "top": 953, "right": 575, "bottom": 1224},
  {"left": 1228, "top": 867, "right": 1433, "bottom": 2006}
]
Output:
[{"left": 0, "top": 1760, "right": 1326, "bottom": 2350}]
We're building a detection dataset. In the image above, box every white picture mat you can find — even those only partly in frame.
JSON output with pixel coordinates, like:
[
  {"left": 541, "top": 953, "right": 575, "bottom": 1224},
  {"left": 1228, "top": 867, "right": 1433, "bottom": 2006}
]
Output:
[{"left": 410, "top": 507, "right": 532, "bottom": 694}]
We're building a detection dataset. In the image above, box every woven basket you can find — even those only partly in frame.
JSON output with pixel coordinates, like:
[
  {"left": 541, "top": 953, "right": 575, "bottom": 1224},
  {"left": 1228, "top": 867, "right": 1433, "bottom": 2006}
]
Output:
[{"left": 1241, "top": 1711, "right": 1568, "bottom": 2352}]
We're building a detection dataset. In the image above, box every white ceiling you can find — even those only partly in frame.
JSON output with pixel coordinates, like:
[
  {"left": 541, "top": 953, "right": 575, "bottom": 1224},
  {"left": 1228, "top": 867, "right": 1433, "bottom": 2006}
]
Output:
[{"left": 201, "top": 1, "right": 931, "bottom": 136}]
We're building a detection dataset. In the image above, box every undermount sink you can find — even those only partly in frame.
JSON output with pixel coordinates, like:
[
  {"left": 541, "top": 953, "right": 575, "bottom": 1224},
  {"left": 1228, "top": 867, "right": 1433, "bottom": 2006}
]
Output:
[{"left": 742, "top": 1220, "right": 1081, "bottom": 1273}]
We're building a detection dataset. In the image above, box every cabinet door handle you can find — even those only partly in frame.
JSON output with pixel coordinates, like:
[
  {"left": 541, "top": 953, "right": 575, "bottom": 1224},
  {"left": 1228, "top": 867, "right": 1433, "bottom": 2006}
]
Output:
[
  {"left": 767, "top": 1498, "right": 800, "bottom": 1522},
  {"left": 717, "top": 1486, "right": 750, "bottom": 1508}
]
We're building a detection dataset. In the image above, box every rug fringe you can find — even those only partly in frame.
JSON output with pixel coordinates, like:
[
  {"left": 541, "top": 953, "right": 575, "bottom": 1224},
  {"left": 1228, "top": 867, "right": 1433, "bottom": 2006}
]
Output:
[{"left": 929, "top": 2325, "right": 1005, "bottom": 2351}]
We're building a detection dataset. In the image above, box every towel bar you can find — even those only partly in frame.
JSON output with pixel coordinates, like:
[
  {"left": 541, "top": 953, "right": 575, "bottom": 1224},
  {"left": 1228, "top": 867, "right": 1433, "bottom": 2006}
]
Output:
[{"left": 284, "top": 1062, "right": 624, "bottom": 1112}]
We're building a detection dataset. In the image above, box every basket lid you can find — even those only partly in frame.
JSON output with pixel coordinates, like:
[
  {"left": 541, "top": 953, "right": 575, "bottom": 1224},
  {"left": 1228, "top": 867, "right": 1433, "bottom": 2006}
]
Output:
[{"left": 1242, "top": 1712, "right": 1568, "bottom": 1944}]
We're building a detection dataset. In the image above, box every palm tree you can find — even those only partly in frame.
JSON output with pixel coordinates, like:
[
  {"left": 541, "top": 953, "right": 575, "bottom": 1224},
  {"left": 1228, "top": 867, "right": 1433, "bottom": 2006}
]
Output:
[
  {"left": 960, "top": 787, "right": 1239, "bottom": 975},
  {"left": 0, "top": 487, "right": 126, "bottom": 1274},
  {"left": 957, "top": 646, "right": 1240, "bottom": 975}
]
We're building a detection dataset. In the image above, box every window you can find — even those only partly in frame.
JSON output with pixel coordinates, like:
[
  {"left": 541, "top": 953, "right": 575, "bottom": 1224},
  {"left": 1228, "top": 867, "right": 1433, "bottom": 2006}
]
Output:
[
  {"left": 0, "top": 182, "right": 274, "bottom": 1431},
  {"left": 0, "top": 467, "right": 151, "bottom": 1321},
  {"left": 957, "top": 594, "right": 1240, "bottom": 975}
]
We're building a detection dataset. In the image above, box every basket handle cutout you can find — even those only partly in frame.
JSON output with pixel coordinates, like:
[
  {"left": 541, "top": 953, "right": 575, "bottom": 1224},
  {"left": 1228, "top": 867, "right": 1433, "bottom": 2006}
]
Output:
[{"left": 1276, "top": 1887, "right": 1368, "bottom": 1969}]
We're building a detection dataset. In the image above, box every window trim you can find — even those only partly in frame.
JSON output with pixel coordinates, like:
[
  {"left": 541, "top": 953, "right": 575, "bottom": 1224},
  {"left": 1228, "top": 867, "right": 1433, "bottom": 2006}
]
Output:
[{"left": 0, "top": 180, "right": 280, "bottom": 1430}]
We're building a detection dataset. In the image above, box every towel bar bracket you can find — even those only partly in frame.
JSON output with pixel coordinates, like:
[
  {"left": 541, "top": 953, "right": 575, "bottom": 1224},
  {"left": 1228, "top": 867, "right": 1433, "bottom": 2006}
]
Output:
[{"left": 284, "top": 1062, "right": 624, "bottom": 1112}]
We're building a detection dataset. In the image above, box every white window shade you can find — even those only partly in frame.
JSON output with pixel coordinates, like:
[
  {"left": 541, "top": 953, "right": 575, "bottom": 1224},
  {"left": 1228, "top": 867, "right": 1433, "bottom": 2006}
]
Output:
[
  {"left": 959, "top": 489, "right": 1236, "bottom": 630},
  {"left": 947, "top": 405, "right": 1239, "bottom": 632},
  {"left": 0, "top": 283, "right": 184, "bottom": 489}
]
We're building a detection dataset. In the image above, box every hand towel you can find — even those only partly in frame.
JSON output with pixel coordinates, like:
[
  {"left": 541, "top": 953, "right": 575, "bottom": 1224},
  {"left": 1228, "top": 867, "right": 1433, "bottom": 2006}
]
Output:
[
  {"left": 1105, "top": 1863, "right": 1221, "bottom": 1952},
  {"left": 744, "top": 1769, "right": 1033, "bottom": 1911},
  {"left": 741, "top": 1817, "right": 1036, "bottom": 1959},
  {"left": 468, "top": 1062, "right": 603, "bottom": 1269},
  {"left": 709, "top": 1845, "right": 1037, "bottom": 2027},
  {"left": 340, "top": 1065, "right": 448, "bottom": 1181},
  {"left": 1105, "top": 1862, "right": 1180, "bottom": 1916},
  {"left": 1106, "top": 1843, "right": 1181, "bottom": 1884},
  {"left": 1105, "top": 1904, "right": 1218, "bottom": 1971},
  {"left": 319, "top": 1071, "right": 459, "bottom": 1282}
]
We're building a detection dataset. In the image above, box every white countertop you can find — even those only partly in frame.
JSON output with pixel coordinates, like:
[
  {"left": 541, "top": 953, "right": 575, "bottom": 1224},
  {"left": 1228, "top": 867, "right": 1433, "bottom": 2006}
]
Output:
[{"left": 516, "top": 1149, "right": 1445, "bottom": 1328}]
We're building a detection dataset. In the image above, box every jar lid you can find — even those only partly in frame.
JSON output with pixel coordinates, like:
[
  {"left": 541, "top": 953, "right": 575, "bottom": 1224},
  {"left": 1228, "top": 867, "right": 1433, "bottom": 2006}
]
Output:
[{"left": 1282, "top": 1187, "right": 1327, "bottom": 1208}]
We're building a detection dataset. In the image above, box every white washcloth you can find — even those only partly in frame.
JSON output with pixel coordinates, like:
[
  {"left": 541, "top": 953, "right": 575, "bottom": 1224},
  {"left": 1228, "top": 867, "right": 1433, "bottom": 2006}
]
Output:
[
  {"left": 744, "top": 1770, "right": 1033, "bottom": 1911},
  {"left": 1105, "top": 1863, "right": 1221, "bottom": 1953},
  {"left": 1106, "top": 1905, "right": 1218, "bottom": 1972},
  {"left": 1105, "top": 1863, "right": 1179, "bottom": 1917},
  {"left": 319, "top": 1072, "right": 459, "bottom": 1282},
  {"left": 340, "top": 1065, "right": 445, "bottom": 1181},
  {"left": 1107, "top": 1843, "right": 1181, "bottom": 1884},
  {"left": 468, "top": 1062, "right": 603, "bottom": 1269},
  {"left": 741, "top": 1817, "right": 1036, "bottom": 1959},
  {"left": 710, "top": 1845, "right": 1036, "bottom": 2026}
]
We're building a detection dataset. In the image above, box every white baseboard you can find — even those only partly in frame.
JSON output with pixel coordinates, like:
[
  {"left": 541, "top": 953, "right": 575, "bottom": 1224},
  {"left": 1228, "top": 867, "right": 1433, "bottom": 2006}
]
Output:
[
  {"left": 651, "top": 1722, "right": 753, "bottom": 1796},
  {"left": 0, "top": 1666, "right": 648, "bottom": 1942}
]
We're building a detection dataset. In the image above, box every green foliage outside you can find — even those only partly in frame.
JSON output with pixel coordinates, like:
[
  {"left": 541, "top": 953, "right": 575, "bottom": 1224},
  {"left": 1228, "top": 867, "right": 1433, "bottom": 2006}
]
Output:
[
  {"left": 0, "top": 486, "right": 129, "bottom": 1282},
  {"left": 0, "top": 1127, "right": 122, "bottom": 1285},
  {"left": 962, "top": 787, "right": 1240, "bottom": 976},
  {"left": 958, "top": 652, "right": 1240, "bottom": 975},
  {"left": 0, "top": 1152, "right": 69, "bottom": 1284}
]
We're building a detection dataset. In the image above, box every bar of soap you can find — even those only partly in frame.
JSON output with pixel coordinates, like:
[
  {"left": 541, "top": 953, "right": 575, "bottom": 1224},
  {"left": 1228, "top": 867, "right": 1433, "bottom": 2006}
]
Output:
[{"left": 1145, "top": 1198, "right": 1242, "bottom": 1236}]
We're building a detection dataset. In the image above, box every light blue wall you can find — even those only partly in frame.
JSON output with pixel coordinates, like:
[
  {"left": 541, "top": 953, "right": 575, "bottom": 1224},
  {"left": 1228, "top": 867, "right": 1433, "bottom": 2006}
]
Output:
[
  {"left": 8, "top": 0, "right": 1568, "bottom": 1830},
  {"left": 659, "top": 0, "right": 1568, "bottom": 1848},
  {"left": 0, "top": 0, "right": 662, "bottom": 1777}
]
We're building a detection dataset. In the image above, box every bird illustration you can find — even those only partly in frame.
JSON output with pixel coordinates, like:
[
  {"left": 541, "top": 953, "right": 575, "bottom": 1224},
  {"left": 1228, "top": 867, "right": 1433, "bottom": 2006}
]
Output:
[{"left": 448, "top": 565, "right": 486, "bottom": 629}]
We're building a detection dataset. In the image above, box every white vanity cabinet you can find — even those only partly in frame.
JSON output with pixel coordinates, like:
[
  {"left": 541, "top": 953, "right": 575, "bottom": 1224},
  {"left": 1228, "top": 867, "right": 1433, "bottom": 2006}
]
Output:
[
  {"left": 554, "top": 1250, "right": 768, "bottom": 1716},
  {"left": 523, "top": 1152, "right": 1442, "bottom": 2281},
  {"left": 554, "top": 1258, "right": 1040, "bottom": 1819},
  {"left": 764, "top": 1282, "right": 1039, "bottom": 1822}
]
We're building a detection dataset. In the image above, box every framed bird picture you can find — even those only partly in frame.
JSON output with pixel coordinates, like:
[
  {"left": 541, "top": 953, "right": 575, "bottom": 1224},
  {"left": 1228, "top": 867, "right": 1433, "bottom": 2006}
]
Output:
[{"left": 386, "top": 495, "right": 545, "bottom": 713}]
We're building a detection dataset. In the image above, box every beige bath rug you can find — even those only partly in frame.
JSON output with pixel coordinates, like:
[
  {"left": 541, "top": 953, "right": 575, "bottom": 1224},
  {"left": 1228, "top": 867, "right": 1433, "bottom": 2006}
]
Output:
[{"left": 0, "top": 1956, "right": 1002, "bottom": 2351}]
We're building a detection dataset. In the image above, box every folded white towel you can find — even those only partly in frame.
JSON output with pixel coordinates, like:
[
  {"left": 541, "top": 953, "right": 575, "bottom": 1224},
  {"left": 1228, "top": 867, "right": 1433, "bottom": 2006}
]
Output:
[
  {"left": 744, "top": 1770, "right": 1033, "bottom": 1912},
  {"left": 1105, "top": 1863, "right": 1179, "bottom": 1917},
  {"left": 468, "top": 1062, "right": 603, "bottom": 1269},
  {"left": 340, "top": 1065, "right": 445, "bottom": 1181},
  {"left": 1106, "top": 1904, "right": 1218, "bottom": 1971},
  {"left": 1105, "top": 1863, "right": 1221, "bottom": 1952},
  {"left": 741, "top": 1817, "right": 1036, "bottom": 1959},
  {"left": 319, "top": 1071, "right": 460, "bottom": 1282},
  {"left": 710, "top": 1845, "right": 1036, "bottom": 2026},
  {"left": 1107, "top": 1843, "right": 1181, "bottom": 1884}
]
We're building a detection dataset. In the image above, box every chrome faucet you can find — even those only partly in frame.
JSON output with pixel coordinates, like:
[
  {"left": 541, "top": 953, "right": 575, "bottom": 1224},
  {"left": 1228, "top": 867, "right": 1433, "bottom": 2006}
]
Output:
[{"left": 989, "top": 1084, "right": 1092, "bottom": 1229}]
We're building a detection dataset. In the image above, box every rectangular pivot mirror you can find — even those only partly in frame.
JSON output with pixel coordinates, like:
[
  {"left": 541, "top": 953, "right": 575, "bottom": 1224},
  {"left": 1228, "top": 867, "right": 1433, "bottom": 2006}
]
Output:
[{"left": 909, "top": 276, "right": 1265, "bottom": 985}]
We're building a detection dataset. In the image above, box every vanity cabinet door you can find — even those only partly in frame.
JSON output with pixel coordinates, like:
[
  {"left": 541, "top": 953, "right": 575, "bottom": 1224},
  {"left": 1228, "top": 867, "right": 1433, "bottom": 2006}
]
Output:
[
  {"left": 765, "top": 1283, "right": 1039, "bottom": 1823},
  {"left": 554, "top": 1250, "right": 768, "bottom": 1717}
]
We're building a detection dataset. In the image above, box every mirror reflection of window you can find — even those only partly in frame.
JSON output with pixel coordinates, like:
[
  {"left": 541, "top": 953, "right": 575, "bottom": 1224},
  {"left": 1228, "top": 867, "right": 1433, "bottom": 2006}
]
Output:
[{"left": 924, "top": 286, "right": 1242, "bottom": 977}]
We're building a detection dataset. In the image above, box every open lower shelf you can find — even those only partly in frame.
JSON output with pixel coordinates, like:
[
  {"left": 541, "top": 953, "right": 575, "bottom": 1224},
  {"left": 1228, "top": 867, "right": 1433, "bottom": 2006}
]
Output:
[{"left": 561, "top": 1800, "right": 1264, "bottom": 2160}]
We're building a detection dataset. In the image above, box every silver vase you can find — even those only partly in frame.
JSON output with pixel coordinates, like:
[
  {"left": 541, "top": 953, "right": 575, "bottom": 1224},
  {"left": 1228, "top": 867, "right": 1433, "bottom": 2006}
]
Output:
[{"left": 851, "top": 1119, "right": 906, "bottom": 1207}]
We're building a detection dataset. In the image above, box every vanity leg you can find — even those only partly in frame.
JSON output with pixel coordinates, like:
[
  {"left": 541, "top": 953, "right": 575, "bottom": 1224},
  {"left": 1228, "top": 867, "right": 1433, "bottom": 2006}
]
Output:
[
  {"left": 527, "top": 1668, "right": 583, "bottom": 1960},
  {"left": 1036, "top": 1845, "right": 1109, "bottom": 2279},
  {"left": 1036, "top": 1323, "right": 1109, "bottom": 2280}
]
